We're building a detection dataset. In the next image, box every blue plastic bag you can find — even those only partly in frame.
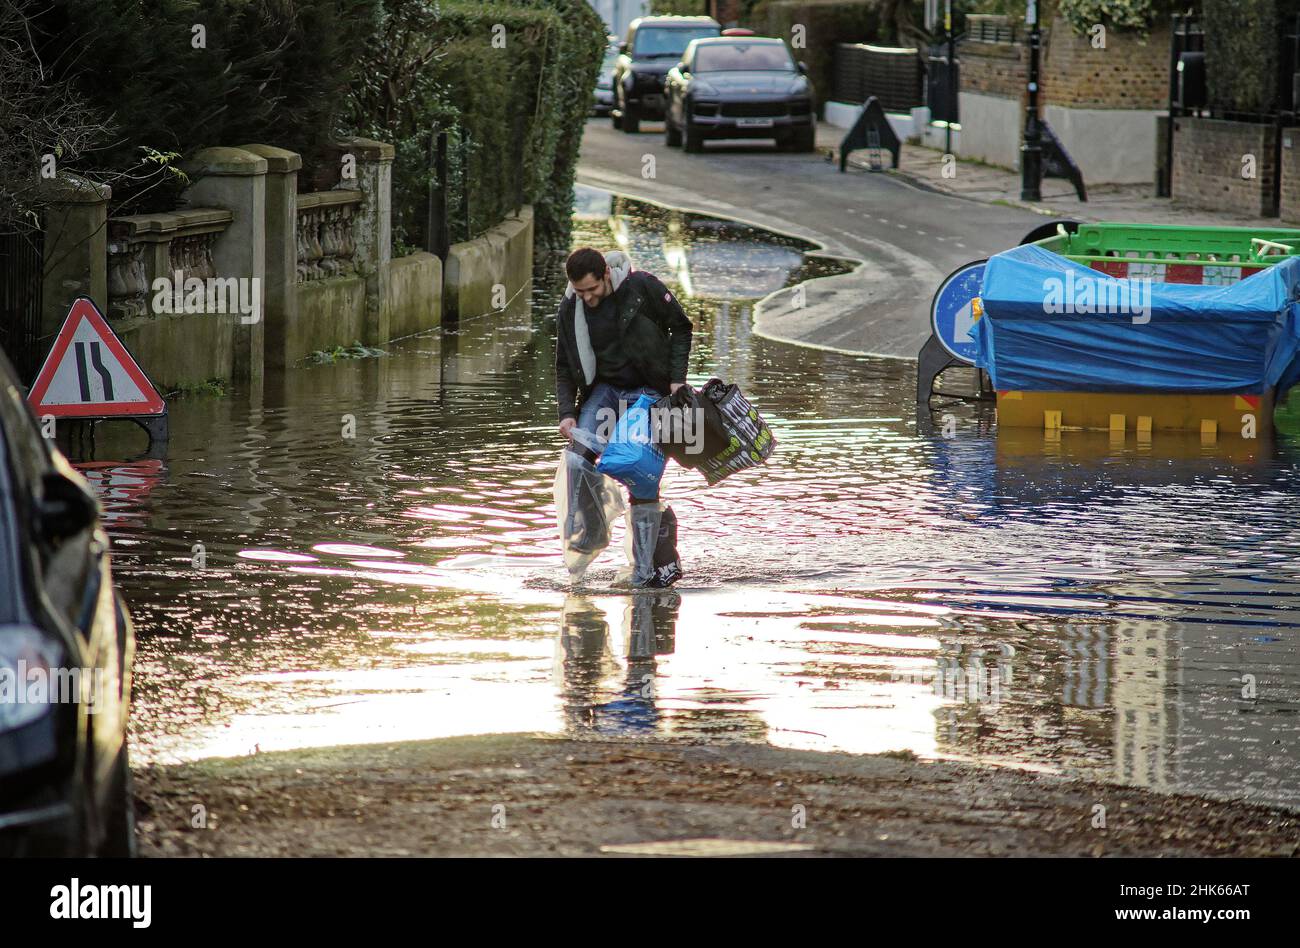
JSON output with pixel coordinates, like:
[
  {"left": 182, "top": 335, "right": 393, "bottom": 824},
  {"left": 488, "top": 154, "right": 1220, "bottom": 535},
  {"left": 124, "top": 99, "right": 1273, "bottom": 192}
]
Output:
[{"left": 596, "top": 394, "right": 666, "bottom": 500}]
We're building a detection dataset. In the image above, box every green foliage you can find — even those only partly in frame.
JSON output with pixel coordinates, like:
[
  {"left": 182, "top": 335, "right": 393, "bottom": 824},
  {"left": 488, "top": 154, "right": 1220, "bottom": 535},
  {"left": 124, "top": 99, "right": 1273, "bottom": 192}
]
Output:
[
  {"left": 347, "top": 0, "right": 605, "bottom": 252},
  {"left": 1203, "top": 0, "right": 1299, "bottom": 114},
  {"left": 166, "top": 377, "right": 228, "bottom": 397},
  {"left": 306, "top": 341, "right": 387, "bottom": 364},
  {"left": 649, "top": 0, "right": 710, "bottom": 13},
  {"left": 38, "top": 0, "right": 381, "bottom": 212},
  {"left": 36, "top": 0, "right": 603, "bottom": 251},
  {"left": 1056, "top": 0, "right": 1185, "bottom": 34}
]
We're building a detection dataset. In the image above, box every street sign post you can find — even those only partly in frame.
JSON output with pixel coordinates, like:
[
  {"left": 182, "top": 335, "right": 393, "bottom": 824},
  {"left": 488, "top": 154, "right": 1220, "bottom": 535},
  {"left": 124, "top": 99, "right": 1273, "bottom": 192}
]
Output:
[{"left": 27, "top": 297, "right": 168, "bottom": 444}]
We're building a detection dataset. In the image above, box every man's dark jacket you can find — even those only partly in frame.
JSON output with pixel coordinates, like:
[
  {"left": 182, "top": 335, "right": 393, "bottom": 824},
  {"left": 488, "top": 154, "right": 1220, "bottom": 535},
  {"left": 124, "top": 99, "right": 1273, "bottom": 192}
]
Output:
[{"left": 555, "top": 271, "right": 693, "bottom": 421}]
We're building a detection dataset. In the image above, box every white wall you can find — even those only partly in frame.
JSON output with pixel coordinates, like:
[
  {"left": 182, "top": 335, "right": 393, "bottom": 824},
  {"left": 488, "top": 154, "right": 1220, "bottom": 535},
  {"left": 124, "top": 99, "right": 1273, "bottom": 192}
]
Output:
[
  {"left": 1043, "top": 105, "right": 1161, "bottom": 185},
  {"left": 956, "top": 91, "right": 1022, "bottom": 170},
  {"left": 957, "top": 91, "right": 1161, "bottom": 184}
]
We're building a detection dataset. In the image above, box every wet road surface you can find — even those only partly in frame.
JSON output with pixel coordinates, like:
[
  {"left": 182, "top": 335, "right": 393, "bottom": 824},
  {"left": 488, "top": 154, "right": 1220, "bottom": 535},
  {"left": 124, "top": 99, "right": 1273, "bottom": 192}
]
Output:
[{"left": 72, "top": 188, "right": 1300, "bottom": 813}]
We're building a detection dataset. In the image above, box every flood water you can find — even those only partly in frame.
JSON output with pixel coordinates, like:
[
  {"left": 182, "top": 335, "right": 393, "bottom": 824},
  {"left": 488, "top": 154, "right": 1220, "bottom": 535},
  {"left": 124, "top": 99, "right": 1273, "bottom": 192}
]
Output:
[{"left": 74, "top": 187, "right": 1300, "bottom": 812}]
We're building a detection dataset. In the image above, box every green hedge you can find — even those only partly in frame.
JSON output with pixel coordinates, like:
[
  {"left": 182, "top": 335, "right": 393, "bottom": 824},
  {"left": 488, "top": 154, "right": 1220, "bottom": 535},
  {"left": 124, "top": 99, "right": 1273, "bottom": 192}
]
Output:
[
  {"left": 38, "top": 0, "right": 379, "bottom": 213},
  {"left": 649, "top": 0, "right": 710, "bottom": 14},
  {"left": 1203, "top": 0, "right": 1298, "bottom": 115},
  {"left": 349, "top": 0, "right": 604, "bottom": 251},
  {"left": 39, "top": 0, "right": 604, "bottom": 252},
  {"left": 745, "top": 0, "right": 887, "bottom": 113}
]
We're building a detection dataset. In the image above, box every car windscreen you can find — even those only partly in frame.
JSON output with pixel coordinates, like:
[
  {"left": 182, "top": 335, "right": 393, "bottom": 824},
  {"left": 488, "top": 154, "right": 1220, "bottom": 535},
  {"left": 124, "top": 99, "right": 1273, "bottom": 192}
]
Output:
[
  {"left": 694, "top": 43, "right": 794, "bottom": 72},
  {"left": 634, "top": 27, "right": 718, "bottom": 58}
]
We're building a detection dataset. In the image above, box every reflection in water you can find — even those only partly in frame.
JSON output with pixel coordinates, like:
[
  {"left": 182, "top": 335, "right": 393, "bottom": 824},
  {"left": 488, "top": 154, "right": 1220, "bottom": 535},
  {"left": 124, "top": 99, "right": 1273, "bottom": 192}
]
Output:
[
  {"left": 557, "top": 593, "right": 681, "bottom": 735},
  {"left": 67, "top": 188, "right": 1300, "bottom": 812}
]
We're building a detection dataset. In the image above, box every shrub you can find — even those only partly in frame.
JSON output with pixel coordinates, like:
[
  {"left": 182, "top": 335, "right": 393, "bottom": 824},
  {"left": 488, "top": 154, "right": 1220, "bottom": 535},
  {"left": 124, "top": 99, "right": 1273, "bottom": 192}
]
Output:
[
  {"left": 37, "top": 0, "right": 380, "bottom": 213},
  {"left": 347, "top": 0, "right": 605, "bottom": 251},
  {"left": 1056, "top": 0, "right": 1189, "bottom": 35},
  {"left": 36, "top": 0, "right": 605, "bottom": 252},
  {"left": 649, "top": 0, "right": 710, "bottom": 13},
  {"left": 1203, "top": 0, "right": 1298, "bottom": 115}
]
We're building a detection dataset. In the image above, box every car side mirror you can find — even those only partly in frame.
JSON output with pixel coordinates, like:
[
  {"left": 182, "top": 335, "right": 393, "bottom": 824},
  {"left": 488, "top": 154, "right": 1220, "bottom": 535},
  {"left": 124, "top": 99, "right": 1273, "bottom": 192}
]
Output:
[
  {"left": 678, "top": 61, "right": 688, "bottom": 73},
  {"left": 36, "top": 471, "right": 99, "bottom": 546},
  {"left": 619, "top": 42, "right": 628, "bottom": 55},
  {"left": 796, "top": 61, "right": 808, "bottom": 75}
]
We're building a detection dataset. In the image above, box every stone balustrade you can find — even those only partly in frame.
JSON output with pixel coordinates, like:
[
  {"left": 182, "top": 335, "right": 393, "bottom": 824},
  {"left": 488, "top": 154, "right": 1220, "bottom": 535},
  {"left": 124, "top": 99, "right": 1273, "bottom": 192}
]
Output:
[
  {"left": 107, "top": 209, "right": 232, "bottom": 319},
  {"left": 36, "top": 137, "right": 531, "bottom": 390},
  {"left": 295, "top": 190, "right": 362, "bottom": 283}
]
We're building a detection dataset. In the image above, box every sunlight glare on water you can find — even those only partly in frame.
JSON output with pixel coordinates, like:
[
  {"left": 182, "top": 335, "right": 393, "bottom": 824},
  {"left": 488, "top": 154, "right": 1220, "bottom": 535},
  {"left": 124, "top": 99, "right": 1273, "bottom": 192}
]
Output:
[{"left": 74, "top": 186, "right": 1300, "bottom": 812}]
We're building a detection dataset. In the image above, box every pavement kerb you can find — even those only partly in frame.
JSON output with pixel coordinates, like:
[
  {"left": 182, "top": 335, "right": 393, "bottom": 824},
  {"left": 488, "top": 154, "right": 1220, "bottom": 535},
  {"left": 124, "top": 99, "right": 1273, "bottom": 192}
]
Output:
[
  {"left": 573, "top": 172, "right": 921, "bottom": 361},
  {"left": 831, "top": 147, "right": 1083, "bottom": 221}
]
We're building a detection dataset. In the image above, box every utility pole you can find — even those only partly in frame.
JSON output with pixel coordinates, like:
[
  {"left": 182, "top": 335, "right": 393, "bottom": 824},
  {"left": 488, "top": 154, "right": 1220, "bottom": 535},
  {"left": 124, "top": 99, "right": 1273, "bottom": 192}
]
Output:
[{"left": 1020, "top": 0, "right": 1043, "bottom": 201}]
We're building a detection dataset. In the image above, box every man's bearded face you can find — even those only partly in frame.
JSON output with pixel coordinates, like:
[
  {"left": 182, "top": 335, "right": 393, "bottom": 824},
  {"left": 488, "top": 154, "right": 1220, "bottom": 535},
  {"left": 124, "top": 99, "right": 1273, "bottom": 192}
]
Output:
[{"left": 572, "top": 267, "right": 612, "bottom": 310}]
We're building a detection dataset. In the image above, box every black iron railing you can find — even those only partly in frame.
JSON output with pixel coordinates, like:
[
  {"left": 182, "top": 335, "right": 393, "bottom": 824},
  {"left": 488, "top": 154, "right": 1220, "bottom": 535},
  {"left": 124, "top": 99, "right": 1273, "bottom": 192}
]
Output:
[{"left": 0, "top": 223, "right": 45, "bottom": 385}]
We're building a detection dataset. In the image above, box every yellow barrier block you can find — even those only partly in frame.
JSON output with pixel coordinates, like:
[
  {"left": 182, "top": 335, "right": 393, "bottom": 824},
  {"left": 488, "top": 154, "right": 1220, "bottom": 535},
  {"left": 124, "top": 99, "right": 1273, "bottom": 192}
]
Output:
[
  {"left": 994, "top": 390, "right": 1274, "bottom": 437},
  {"left": 1201, "top": 419, "right": 1218, "bottom": 442},
  {"left": 1044, "top": 410, "right": 1062, "bottom": 430},
  {"left": 1109, "top": 414, "right": 1126, "bottom": 433},
  {"left": 1136, "top": 416, "right": 1152, "bottom": 434}
]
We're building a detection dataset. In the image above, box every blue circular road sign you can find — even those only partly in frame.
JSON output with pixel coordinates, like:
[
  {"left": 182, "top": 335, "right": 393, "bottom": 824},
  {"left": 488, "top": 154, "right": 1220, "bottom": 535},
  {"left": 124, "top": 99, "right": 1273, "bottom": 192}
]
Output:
[{"left": 930, "top": 259, "right": 987, "bottom": 365}]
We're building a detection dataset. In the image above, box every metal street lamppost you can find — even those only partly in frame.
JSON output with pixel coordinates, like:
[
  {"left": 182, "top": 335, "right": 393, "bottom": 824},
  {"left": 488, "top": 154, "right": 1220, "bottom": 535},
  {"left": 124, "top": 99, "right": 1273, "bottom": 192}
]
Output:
[{"left": 1020, "top": 0, "right": 1043, "bottom": 201}]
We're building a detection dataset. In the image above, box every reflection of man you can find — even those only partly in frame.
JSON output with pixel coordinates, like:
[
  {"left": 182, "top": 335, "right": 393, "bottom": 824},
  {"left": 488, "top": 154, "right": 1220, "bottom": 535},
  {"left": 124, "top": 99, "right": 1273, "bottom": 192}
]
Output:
[
  {"left": 555, "top": 247, "right": 692, "bottom": 587},
  {"left": 556, "top": 593, "right": 680, "bottom": 735}
]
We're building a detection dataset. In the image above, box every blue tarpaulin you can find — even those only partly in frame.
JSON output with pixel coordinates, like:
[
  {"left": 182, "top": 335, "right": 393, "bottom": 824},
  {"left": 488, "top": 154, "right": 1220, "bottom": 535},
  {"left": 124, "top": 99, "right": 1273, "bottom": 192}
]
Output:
[
  {"left": 970, "top": 245, "right": 1300, "bottom": 395},
  {"left": 596, "top": 394, "right": 665, "bottom": 500}
]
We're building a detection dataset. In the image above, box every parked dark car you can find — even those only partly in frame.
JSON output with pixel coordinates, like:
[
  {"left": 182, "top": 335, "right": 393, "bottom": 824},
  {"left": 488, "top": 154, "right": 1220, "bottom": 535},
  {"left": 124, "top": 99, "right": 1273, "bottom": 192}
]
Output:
[
  {"left": 665, "top": 36, "right": 816, "bottom": 153},
  {"left": 612, "top": 15, "right": 720, "bottom": 133},
  {"left": 592, "top": 36, "right": 618, "bottom": 116},
  {"left": 0, "top": 347, "right": 135, "bottom": 857}
]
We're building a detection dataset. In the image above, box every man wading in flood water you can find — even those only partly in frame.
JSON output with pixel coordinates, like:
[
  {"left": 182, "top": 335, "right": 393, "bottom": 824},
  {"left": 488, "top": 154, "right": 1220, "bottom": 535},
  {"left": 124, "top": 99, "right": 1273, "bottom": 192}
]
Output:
[{"left": 555, "top": 247, "right": 693, "bottom": 587}]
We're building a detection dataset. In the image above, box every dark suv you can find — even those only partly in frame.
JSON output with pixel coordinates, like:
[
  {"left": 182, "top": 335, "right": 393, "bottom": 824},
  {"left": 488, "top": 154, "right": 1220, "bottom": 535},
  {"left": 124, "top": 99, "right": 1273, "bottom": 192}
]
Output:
[{"left": 612, "top": 15, "right": 720, "bottom": 133}]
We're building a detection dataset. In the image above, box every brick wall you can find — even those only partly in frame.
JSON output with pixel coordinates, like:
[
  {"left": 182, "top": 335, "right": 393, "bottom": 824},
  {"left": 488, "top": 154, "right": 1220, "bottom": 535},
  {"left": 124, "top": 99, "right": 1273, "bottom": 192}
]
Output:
[
  {"left": 1172, "top": 117, "right": 1278, "bottom": 217},
  {"left": 959, "top": 17, "right": 1169, "bottom": 110},
  {"left": 1041, "top": 18, "right": 1170, "bottom": 110},
  {"left": 1280, "top": 131, "right": 1300, "bottom": 224},
  {"left": 959, "top": 36, "right": 1027, "bottom": 101}
]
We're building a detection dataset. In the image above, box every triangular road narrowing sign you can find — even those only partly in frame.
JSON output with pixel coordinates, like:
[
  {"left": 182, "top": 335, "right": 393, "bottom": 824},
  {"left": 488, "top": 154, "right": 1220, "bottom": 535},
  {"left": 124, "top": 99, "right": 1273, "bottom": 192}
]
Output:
[{"left": 28, "top": 297, "right": 165, "bottom": 417}]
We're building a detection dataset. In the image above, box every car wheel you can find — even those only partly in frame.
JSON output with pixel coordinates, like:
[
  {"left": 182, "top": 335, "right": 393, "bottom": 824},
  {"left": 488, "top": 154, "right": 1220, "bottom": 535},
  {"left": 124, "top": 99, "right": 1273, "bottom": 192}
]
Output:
[
  {"left": 665, "top": 115, "right": 682, "bottom": 147},
  {"left": 790, "top": 127, "right": 816, "bottom": 153},
  {"left": 623, "top": 105, "right": 640, "bottom": 134},
  {"left": 98, "top": 740, "right": 137, "bottom": 858},
  {"left": 681, "top": 112, "right": 702, "bottom": 151}
]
